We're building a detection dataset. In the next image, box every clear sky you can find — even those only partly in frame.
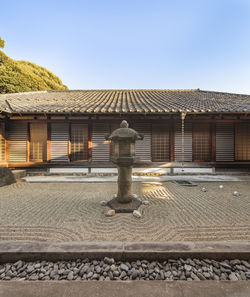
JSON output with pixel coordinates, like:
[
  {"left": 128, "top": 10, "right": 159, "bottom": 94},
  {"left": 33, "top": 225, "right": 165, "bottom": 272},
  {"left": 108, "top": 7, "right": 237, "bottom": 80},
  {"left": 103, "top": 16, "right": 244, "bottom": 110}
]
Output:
[{"left": 1, "top": 0, "right": 250, "bottom": 93}]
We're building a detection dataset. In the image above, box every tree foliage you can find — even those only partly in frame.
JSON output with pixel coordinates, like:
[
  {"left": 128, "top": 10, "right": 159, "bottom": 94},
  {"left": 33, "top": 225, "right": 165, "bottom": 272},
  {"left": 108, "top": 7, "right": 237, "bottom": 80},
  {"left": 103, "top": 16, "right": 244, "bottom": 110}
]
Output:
[
  {"left": 0, "top": 50, "right": 68, "bottom": 94},
  {"left": 0, "top": 38, "right": 4, "bottom": 48}
]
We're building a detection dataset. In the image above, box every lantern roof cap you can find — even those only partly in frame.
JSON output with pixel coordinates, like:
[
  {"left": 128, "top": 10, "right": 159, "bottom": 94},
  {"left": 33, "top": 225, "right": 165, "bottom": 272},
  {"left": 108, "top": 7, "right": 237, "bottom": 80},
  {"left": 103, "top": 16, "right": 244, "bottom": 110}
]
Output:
[{"left": 105, "top": 120, "right": 144, "bottom": 141}]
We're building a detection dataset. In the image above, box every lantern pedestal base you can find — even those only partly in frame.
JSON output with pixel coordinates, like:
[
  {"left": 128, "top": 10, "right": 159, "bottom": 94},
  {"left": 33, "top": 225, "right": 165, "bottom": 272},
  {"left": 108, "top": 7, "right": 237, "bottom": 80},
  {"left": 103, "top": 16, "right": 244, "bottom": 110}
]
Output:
[{"left": 107, "top": 196, "right": 142, "bottom": 213}]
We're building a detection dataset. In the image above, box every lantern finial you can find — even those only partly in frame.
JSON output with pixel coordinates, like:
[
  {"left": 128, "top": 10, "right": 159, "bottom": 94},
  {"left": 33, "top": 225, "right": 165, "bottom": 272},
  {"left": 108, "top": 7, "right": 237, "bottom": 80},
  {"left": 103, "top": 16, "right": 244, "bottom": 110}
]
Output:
[{"left": 120, "top": 120, "right": 129, "bottom": 128}]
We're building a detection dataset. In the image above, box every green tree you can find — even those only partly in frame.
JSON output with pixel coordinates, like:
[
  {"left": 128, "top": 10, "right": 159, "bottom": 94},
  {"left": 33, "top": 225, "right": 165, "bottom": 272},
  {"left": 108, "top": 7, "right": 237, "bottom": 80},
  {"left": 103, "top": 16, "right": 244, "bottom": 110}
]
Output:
[
  {"left": 0, "top": 48, "right": 68, "bottom": 94},
  {"left": 0, "top": 37, "right": 4, "bottom": 49}
]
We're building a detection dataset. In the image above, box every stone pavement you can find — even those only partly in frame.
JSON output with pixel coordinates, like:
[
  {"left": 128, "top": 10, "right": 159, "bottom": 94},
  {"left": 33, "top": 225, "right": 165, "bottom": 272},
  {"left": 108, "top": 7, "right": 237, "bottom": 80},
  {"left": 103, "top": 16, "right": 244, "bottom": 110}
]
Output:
[
  {"left": 0, "top": 281, "right": 250, "bottom": 297},
  {"left": 0, "top": 181, "right": 249, "bottom": 242}
]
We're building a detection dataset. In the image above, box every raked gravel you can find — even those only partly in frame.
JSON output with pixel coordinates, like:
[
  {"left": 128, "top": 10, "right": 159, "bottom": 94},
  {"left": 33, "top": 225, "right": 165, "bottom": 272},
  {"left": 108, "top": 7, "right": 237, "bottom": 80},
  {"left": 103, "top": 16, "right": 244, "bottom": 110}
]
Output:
[{"left": 0, "top": 258, "right": 250, "bottom": 281}]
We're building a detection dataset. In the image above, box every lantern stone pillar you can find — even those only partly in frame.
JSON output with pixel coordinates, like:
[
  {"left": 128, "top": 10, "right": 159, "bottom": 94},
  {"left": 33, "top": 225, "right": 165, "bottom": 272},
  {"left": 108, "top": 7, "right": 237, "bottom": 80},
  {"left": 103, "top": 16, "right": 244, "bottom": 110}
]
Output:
[{"left": 105, "top": 120, "right": 144, "bottom": 212}]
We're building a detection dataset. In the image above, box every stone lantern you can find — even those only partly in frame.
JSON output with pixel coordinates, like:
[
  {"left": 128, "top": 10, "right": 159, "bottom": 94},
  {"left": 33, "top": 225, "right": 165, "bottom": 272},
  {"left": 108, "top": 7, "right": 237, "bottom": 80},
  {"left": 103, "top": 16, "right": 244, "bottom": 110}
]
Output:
[{"left": 105, "top": 120, "right": 144, "bottom": 212}]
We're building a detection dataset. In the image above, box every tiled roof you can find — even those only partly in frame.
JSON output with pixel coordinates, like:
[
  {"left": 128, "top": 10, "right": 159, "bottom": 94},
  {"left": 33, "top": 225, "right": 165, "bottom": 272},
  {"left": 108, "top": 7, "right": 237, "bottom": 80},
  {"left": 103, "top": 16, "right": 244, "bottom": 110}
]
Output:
[{"left": 0, "top": 89, "right": 250, "bottom": 114}]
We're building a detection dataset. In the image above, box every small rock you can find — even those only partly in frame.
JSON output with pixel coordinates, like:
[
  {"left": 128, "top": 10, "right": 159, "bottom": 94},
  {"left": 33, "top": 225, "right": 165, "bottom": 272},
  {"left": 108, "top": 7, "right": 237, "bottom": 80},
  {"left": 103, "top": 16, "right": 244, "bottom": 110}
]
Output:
[
  {"left": 197, "top": 272, "right": 206, "bottom": 280},
  {"left": 29, "top": 274, "right": 38, "bottom": 281},
  {"left": 104, "top": 257, "right": 115, "bottom": 265},
  {"left": 233, "top": 191, "right": 240, "bottom": 197},
  {"left": 132, "top": 210, "right": 142, "bottom": 218},
  {"left": 203, "top": 272, "right": 211, "bottom": 279},
  {"left": 131, "top": 270, "right": 138, "bottom": 280},
  {"left": 120, "top": 271, "right": 127, "bottom": 279},
  {"left": 220, "top": 262, "right": 231, "bottom": 270},
  {"left": 113, "top": 270, "right": 120, "bottom": 277},
  {"left": 27, "top": 265, "right": 35, "bottom": 273},
  {"left": 100, "top": 201, "right": 107, "bottom": 206},
  {"left": 95, "top": 266, "right": 102, "bottom": 274},
  {"left": 67, "top": 271, "right": 74, "bottom": 280},
  {"left": 201, "top": 187, "right": 207, "bottom": 192},
  {"left": 190, "top": 272, "right": 200, "bottom": 280},
  {"left": 87, "top": 271, "right": 93, "bottom": 279},
  {"left": 184, "top": 264, "right": 192, "bottom": 272},
  {"left": 14, "top": 261, "right": 23, "bottom": 270},
  {"left": 219, "top": 185, "right": 224, "bottom": 189},
  {"left": 241, "top": 261, "right": 250, "bottom": 269},
  {"left": 142, "top": 200, "right": 149, "bottom": 205},
  {"left": 105, "top": 209, "right": 115, "bottom": 217},
  {"left": 230, "top": 259, "right": 241, "bottom": 266},
  {"left": 120, "top": 264, "right": 129, "bottom": 272},
  {"left": 92, "top": 273, "right": 99, "bottom": 280},
  {"left": 229, "top": 273, "right": 238, "bottom": 281}
]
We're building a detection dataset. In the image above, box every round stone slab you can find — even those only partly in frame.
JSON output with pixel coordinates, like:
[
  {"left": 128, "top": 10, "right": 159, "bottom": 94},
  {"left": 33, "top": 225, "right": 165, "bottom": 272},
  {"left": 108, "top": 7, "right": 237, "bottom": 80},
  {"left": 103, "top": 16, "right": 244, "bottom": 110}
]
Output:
[{"left": 107, "top": 197, "right": 142, "bottom": 213}]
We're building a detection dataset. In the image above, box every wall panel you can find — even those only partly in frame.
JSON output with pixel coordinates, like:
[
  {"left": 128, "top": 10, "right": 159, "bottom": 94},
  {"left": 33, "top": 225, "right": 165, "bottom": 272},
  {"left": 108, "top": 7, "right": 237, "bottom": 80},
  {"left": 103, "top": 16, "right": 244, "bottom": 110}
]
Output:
[
  {"left": 216, "top": 123, "right": 234, "bottom": 161},
  {"left": 152, "top": 124, "right": 170, "bottom": 161},
  {"left": 235, "top": 123, "right": 250, "bottom": 161},
  {"left": 9, "top": 122, "right": 27, "bottom": 162},
  {"left": 30, "top": 123, "right": 47, "bottom": 162},
  {"left": 134, "top": 123, "right": 151, "bottom": 161},
  {"left": 92, "top": 123, "right": 110, "bottom": 161},
  {"left": 50, "top": 123, "right": 69, "bottom": 162}
]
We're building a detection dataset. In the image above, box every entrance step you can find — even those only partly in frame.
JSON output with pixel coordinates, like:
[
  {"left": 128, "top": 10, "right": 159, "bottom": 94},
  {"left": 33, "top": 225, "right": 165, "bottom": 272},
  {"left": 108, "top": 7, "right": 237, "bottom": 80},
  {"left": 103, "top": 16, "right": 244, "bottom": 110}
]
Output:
[{"left": 12, "top": 170, "right": 27, "bottom": 179}]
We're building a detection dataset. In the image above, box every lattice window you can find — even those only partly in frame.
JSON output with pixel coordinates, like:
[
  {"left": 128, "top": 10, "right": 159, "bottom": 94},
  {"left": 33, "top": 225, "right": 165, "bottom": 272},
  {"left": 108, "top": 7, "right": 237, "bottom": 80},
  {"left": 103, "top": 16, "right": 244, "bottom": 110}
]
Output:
[
  {"left": 193, "top": 123, "right": 211, "bottom": 161},
  {"left": 0, "top": 123, "right": 5, "bottom": 161},
  {"left": 152, "top": 124, "right": 170, "bottom": 161},
  {"left": 235, "top": 123, "right": 250, "bottom": 161},
  {"left": 71, "top": 124, "right": 88, "bottom": 161},
  {"left": 30, "top": 123, "right": 47, "bottom": 162}
]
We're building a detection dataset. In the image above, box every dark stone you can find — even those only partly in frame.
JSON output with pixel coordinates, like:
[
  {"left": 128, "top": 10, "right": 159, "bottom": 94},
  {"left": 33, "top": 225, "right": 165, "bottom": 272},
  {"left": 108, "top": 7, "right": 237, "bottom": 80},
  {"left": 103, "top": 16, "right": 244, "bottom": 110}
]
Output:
[{"left": 0, "top": 167, "right": 16, "bottom": 187}]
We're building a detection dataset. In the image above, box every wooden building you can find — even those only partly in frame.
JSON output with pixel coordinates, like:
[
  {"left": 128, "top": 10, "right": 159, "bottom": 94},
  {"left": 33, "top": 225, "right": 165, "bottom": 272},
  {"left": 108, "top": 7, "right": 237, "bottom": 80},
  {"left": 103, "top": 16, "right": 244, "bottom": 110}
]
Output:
[{"left": 0, "top": 89, "right": 250, "bottom": 168}]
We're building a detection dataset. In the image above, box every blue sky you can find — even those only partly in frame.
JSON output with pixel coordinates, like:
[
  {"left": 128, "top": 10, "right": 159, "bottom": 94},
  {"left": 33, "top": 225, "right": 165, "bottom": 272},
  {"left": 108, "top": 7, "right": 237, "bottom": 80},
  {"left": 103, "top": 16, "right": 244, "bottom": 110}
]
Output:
[{"left": 1, "top": 0, "right": 250, "bottom": 93}]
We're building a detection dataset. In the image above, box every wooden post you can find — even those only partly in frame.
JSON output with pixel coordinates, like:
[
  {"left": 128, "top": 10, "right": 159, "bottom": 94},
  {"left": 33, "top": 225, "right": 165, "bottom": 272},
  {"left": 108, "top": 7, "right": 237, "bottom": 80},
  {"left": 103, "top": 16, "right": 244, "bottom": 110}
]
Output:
[
  {"left": 47, "top": 122, "right": 51, "bottom": 162},
  {"left": 88, "top": 123, "right": 92, "bottom": 161},
  {"left": 27, "top": 123, "right": 30, "bottom": 163},
  {"left": 68, "top": 122, "right": 71, "bottom": 162},
  {"left": 211, "top": 123, "right": 216, "bottom": 162},
  {"left": 170, "top": 120, "right": 175, "bottom": 161},
  {"left": 5, "top": 120, "right": 9, "bottom": 164}
]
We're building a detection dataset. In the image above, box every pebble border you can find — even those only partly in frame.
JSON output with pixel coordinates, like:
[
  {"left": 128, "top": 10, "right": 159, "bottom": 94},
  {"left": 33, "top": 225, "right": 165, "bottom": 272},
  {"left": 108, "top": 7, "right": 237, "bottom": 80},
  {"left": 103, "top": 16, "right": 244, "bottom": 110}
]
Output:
[{"left": 0, "top": 257, "right": 250, "bottom": 281}]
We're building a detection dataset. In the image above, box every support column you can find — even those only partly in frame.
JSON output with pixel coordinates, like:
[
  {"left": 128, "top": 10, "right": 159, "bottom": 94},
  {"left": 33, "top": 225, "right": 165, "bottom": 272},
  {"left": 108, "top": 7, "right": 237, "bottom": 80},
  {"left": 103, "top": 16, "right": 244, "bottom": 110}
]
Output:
[
  {"left": 117, "top": 165, "right": 133, "bottom": 203},
  {"left": 181, "top": 112, "right": 187, "bottom": 170},
  {"left": 211, "top": 123, "right": 216, "bottom": 162}
]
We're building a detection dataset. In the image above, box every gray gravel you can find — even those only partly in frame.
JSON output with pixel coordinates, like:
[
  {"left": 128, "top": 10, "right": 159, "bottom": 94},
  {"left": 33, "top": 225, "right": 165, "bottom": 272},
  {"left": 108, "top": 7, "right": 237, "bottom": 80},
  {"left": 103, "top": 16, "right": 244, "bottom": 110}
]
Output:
[{"left": 0, "top": 258, "right": 249, "bottom": 281}]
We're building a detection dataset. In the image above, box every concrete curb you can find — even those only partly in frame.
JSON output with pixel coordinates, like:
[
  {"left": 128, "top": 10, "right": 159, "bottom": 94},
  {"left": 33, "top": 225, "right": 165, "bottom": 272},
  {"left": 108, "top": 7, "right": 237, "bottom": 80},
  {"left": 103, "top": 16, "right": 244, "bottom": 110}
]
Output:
[
  {"left": 0, "top": 241, "right": 250, "bottom": 263},
  {"left": 23, "top": 174, "right": 250, "bottom": 183},
  {"left": 1, "top": 281, "right": 250, "bottom": 297}
]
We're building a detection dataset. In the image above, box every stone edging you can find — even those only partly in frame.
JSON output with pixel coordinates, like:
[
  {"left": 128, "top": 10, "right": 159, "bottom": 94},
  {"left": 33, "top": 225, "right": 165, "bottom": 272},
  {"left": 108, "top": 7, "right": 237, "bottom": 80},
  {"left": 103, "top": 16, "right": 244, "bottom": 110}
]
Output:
[{"left": 0, "top": 241, "right": 250, "bottom": 263}]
